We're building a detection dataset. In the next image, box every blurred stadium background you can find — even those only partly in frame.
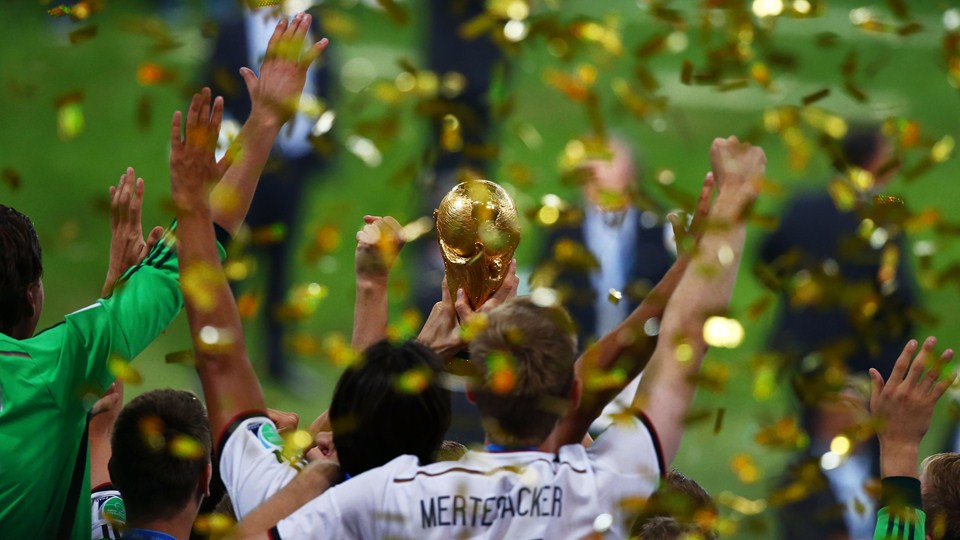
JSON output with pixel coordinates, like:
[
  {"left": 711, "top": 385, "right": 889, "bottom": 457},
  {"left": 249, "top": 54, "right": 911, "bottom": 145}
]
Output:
[{"left": 2, "top": 1, "right": 959, "bottom": 537}]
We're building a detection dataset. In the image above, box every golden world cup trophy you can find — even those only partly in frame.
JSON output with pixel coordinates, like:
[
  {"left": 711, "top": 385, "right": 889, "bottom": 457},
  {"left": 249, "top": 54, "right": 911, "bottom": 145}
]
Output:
[{"left": 434, "top": 180, "right": 521, "bottom": 309}]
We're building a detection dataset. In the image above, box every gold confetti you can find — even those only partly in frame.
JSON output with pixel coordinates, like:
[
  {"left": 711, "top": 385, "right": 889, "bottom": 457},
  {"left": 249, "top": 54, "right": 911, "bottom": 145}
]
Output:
[
  {"left": 193, "top": 513, "right": 235, "bottom": 536},
  {"left": 169, "top": 433, "right": 205, "bottom": 459},
  {"left": 801, "top": 88, "right": 830, "bottom": 106},
  {"left": 55, "top": 91, "right": 85, "bottom": 141},
  {"left": 714, "top": 407, "right": 726, "bottom": 434},
  {"left": 731, "top": 453, "right": 760, "bottom": 484},
  {"left": 136, "top": 63, "right": 176, "bottom": 86},
  {"left": 108, "top": 355, "right": 142, "bottom": 384},
  {"left": 396, "top": 368, "right": 430, "bottom": 394},
  {"left": 2, "top": 167, "right": 21, "bottom": 191},
  {"left": 485, "top": 351, "right": 517, "bottom": 394},
  {"left": 165, "top": 349, "right": 195, "bottom": 366},
  {"left": 702, "top": 316, "right": 745, "bottom": 348},
  {"left": 69, "top": 25, "right": 97, "bottom": 45}
]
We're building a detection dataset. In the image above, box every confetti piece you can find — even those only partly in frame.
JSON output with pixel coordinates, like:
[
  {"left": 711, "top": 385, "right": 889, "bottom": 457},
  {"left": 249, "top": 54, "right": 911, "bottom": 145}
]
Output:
[
  {"left": 136, "top": 63, "right": 176, "bottom": 86},
  {"left": 55, "top": 91, "right": 85, "bottom": 141},
  {"left": 2, "top": 167, "right": 21, "bottom": 191},
  {"left": 69, "top": 25, "right": 97, "bottom": 45},
  {"left": 165, "top": 350, "right": 195, "bottom": 366},
  {"left": 396, "top": 368, "right": 430, "bottom": 394},
  {"left": 801, "top": 88, "right": 830, "bottom": 106},
  {"left": 485, "top": 351, "right": 517, "bottom": 394},
  {"left": 714, "top": 408, "right": 725, "bottom": 434},
  {"left": 108, "top": 355, "right": 142, "bottom": 384},
  {"left": 702, "top": 317, "right": 745, "bottom": 348},
  {"left": 680, "top": 60, "right": 693, "bottom": 85},
  {"left": 731, "top": 453, "right": 759, "bottom": 484},
  {"left": 169, "top": 433, "right": 205, "bottom": 459},
  {"left": 192, "top": 513, "right": 235, "bottom": 536}
]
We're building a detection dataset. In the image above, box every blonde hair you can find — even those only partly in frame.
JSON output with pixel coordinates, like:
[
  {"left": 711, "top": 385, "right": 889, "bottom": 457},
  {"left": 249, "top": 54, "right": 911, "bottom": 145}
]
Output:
[{"left": 468, "top": 297, "right": 577, "bottom": 445}]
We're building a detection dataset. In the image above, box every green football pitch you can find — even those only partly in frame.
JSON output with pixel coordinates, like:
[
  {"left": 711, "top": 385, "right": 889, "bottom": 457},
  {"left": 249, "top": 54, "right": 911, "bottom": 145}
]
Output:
[{"left": 2, "top": 1, "right": 960, "bottom": 537}]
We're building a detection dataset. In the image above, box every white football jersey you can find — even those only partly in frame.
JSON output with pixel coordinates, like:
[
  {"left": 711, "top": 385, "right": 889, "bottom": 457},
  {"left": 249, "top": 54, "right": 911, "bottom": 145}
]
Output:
[
  {"left": 219, "top": 413, "right": 306, "bottom": 518},
  {"left": 90, "top": 485, "right": 124, "bottom": 540},
  {"left": 274, "top": 414, "right": 663, "bottom": 539}
]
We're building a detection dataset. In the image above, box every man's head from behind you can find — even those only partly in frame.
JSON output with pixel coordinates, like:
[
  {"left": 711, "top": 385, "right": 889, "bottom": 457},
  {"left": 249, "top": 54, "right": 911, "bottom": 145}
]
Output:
[
  {"left": 632, "top": 469, "right": 718, "bottom": 539},
  {"left": 109, "top": 389, "right": 212, "bottom": 525},
  {"left": 921, "top": 452, "right": 960, "bottom": 540},
  {"left": 468, "top": 296, "right": 578, "bottom": 446},
  {"left": 329, "top": 339, "right": 452, "bottom": 477},
  {"left": 0, "top": 205, "right": 43, "bottom": 339}
]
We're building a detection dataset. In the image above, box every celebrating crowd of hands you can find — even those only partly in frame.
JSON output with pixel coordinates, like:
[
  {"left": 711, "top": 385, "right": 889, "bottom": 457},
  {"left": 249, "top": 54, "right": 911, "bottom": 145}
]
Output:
[{"left": 83, "top": 11, "right": 955, "bottom": 539}]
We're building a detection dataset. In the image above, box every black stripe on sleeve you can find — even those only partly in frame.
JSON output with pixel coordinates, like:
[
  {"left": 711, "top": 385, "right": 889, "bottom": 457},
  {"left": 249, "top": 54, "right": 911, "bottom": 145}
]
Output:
[
  {"left": 636, "top": 411, "right": 666, "bottom": 479},
  {"left": 215, "top": 409, "right": 270, "bottom": 459},
  {"left": 880, "top": 476, "right": 923, "bottom": 509}
]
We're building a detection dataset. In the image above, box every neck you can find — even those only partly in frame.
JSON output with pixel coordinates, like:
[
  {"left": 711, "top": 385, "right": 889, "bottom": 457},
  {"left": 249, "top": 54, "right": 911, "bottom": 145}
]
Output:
[{"left": 128, "top": 503, "right": 198, "bottom": 540}]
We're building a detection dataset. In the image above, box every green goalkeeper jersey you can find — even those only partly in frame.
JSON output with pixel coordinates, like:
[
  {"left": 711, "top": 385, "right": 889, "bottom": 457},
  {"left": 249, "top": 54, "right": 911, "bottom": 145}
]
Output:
[{"left": 0, "top": 225, "right": 226, "bottom": 539}]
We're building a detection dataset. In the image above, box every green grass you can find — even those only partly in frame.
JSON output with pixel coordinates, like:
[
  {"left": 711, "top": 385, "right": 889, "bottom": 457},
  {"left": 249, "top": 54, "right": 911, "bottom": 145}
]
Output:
[{"left": 3, "top": 1, "right": 960, "bottom": 537}]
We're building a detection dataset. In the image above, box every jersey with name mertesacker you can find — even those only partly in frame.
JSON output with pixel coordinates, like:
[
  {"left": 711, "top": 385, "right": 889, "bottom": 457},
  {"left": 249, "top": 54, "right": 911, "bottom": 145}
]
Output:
[{"left": 272, "top": 414, "right": 664, "bottom": 539}]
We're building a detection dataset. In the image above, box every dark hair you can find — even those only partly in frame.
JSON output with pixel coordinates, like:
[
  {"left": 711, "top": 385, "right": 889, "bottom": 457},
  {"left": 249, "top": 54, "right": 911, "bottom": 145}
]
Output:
[
  {"left": 329, "top": 339, "right": 451, "bottom": 477},
  {"left": 109, "top": 389, "right": 212, "bottom": 522},
  {"left": 832, "top": 124, "right": 883, "bottom": 172},
  {"left": 0, "top": 205, "right": 42, "bottom": 335},
  {"left": 633, "top": 469, "right": 718, "bottom": 539},
  {"left": 468, "top": 296, "right": 577, "bottom": 445}
]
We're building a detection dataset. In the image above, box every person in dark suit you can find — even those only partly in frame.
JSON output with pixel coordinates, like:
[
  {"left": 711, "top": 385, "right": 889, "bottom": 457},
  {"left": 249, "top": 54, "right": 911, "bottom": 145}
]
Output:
[
  {"left": 536, "top": 137, "right": 674, "bottom": 433},
  {"left": 205, "top": 5, "right": 333, "bottom": 380},
  {"left": 762, "top": 126, "right": 918, "bottom": 540},
  {"left": 539, "top": 137, "right": 674, "bottom": 349}
]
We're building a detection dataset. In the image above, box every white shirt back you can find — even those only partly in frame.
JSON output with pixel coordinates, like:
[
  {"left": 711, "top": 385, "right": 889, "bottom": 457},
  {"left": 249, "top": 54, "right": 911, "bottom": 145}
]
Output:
[{"left": 275, "top": 415, "right": 663, "bottom": 539}]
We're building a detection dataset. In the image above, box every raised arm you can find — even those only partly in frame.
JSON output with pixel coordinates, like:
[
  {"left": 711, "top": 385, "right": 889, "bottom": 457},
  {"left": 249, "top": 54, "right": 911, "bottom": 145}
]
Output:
[
  {"left": 542, "top": 173, "right": 715, "bottom": 451},
  {"left": 210, "top": 13, "right": 328, "bottom": 235},
  {"left": 170, "top": 90, "right": 266, "bottom": 439},
  {"left": 870, "top": 337, "right": 955, "bottom": 539},
  {"left": 352, "top": 216, "right": 405, "bottom": 350},
  {"left": 633, "top": 136, "right": 764, "bottom": 466},
  {"left": 101, "top": 168, "right": 163, "bottom": 297}
]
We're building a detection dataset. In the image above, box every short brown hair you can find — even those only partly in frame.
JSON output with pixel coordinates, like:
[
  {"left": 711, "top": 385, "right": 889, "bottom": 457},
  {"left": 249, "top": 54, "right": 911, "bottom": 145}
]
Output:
[
  {"left": 921, "top": 453, "right": 960, "bottom": 540},
  {"left": 468, "top": 296, "right": 577, "bottom": 445},
  {"left": 0, "top": 205, "right": 42, "bottom": 335},
  {"left": 633, "top": 469, "right": 718, "bottom": 539}
]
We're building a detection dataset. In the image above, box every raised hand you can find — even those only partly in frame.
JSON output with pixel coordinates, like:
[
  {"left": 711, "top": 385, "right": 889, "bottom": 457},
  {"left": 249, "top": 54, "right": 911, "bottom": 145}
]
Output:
[
  {"left": 869, "top": 337, "right": 956, "bottom": 477},
  {"left": 102, "top": 167, "right": 164, "bottom": 296},
  {"left": 417, "top": 261, "right": 518, "bottom": 360},
  {"left": 668, "top": 171, "right": 715, "bottom": 259},
  {"left": 708, "top": 136, "right": 765, "bottom": 214},
  {"left": 169, "top": 88, "right": 225, "bottom": 213},
  {"left": 355, "top": 215, "right": 406, "bottom": 280},
  {"left": 241, "top": 12, "right": 329, "bottom": 125}
]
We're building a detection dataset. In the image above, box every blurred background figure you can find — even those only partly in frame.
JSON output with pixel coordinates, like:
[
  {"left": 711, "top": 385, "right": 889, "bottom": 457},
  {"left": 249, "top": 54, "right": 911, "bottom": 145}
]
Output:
[
  {"left": 760, "top": 125, "right": 917, "bottom": 539},
  {"left": 535, "top": 136, "right": 674, "bottom": 434},
  {"left": 540, "top": 136, "right": 674, "bottom": 349},
  {"left": 760, "top": 124, "right": 916, "bottom": 380},
  {"left": 205, "top": 2, "right": 333, "bottom": 380}
]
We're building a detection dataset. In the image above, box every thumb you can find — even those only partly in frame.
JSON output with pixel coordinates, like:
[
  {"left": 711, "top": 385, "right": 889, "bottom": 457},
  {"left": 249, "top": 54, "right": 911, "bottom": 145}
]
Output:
[
  {"left": 868, "top": 368, "right": 884, "bottom": 405},
  {"left": 145, "top": 227, "right": 165, "bottom": 252},
  {"left": 454, "top": 289, "right": 474, "bottom": 322},
  {"left": 239, "top": 67, "right": 259, "bottom": 97}
]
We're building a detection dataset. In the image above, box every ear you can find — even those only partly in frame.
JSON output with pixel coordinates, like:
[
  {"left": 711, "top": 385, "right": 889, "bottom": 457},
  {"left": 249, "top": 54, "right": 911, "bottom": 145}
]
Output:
[
  {"left": 569, "top": 377, "right": 582, "bottom": 411},
  {"left": 200, "top": 462, "right": 212, "bottom": 499},
  {"left": 23, "top": 285, "right": 37, "bottom": 319}
]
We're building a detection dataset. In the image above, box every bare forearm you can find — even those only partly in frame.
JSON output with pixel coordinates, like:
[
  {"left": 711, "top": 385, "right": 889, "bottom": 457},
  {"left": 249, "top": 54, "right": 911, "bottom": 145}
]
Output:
[
  {"left": 177, "top": 206, "right": 265, "bottom": 431},
  {"left": 211, "top": 111, "right": 282, "bottom": 235},
  {"left": 352, "top": 277, "right": 389, "bottom": 350},
  {"left": 634, "top": 195, "right": 747, "bottom": 462}
]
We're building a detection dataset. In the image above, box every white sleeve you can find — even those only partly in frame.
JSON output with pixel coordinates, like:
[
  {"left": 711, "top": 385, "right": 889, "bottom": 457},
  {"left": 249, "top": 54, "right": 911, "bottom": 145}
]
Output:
[
  {"left": 90, "top": 486, "right": 124, "bottom": 540},
  {"left": 586, "top": 412, "right": 664, "bottom": 481},
  {"left": 218, "top": 414, "right": 304, "bottom": 519},
  {"left": 275, "top": 464, "right": 395, "bottom": 539}
]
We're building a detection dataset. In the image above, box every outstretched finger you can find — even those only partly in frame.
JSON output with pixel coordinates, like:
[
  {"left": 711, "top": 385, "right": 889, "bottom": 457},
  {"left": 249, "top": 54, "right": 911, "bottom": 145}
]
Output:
[
  {"left": 440, "top": 277, "right": 453, "bottom": 308},
  {"left": 382, "top": 216, "right": 405, "bottom": 244},
  {"left": 300, "top": 38, "right": 329, "bottom": 68},
  {"left": 888, "top": 339, "right": 918, "bottom": 387},
  {"left": 932, "top": 363, "right": 957, "bottom": 401},
  {"left": 170, "top": 111, "right": 183, "bottom": 148},
  {"left": 129, "top": 176, "right": 145, "bottom": 225},
  {"left": 292, "top": 13, "right": 311, "bottom": 46},
  {"left": 265, "top": 18, "right": 288, "bottom": 58},
  {"left": 363, "top": 215, "right": 381, "bottom": 224},
  {"left": 198, "top": 87, "right": 212, "bottom": 128},
  {"left": 210, "top": 95, "right": 224, "bottom": 146},
  {"left": 905, "top": 336, "right": 937, "bottom": 387},
  {"left": 868, "top": 368, "right": 885, "bottom": 408},
  {"left": 690, "top": 171, "right": 715, "bottom": 239},
  {"left": 284, "top": 12, "right": 303, "bottom": 42},
  {"left": 924, "top": 348, "right": 954, "bottom": 392},
  {"left": 186, "top": 92, "right": 202, "bottom": 130}
]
